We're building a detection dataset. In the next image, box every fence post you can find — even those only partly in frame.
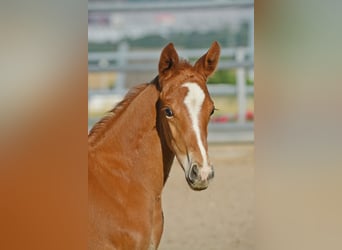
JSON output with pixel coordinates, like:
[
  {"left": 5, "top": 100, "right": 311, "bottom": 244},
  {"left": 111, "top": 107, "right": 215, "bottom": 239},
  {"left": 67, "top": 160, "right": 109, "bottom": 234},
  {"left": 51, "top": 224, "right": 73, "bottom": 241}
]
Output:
[
  {"left": 248, "top": 11, "right": 254, "bottom": 84},
  {"left": 236, "top": 48, "right": 246, "bottom": 124},
  {"left": 115, "top": 42, "right": 129, "bottom": 94}
]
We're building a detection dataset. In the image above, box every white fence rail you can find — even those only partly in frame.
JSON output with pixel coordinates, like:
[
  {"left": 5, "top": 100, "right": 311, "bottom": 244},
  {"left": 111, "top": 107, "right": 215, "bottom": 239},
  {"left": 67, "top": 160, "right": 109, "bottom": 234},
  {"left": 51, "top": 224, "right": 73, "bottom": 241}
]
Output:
[
  {"left": 88, "top": 45, "right": 254, "bottom": 142},
  {"left": 88, "top": 1, "right": 254, "bottom": 12}
]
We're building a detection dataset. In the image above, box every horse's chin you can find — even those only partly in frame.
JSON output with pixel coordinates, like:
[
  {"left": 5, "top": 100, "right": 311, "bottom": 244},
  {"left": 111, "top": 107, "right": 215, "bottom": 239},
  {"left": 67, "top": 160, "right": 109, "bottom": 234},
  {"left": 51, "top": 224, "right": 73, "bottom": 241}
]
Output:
[
  {"left": 189, "top": 185, "right": 208, "bottom": 191},
  {"left": 185, "top": 177, "right": 209, "bottom": 191}
]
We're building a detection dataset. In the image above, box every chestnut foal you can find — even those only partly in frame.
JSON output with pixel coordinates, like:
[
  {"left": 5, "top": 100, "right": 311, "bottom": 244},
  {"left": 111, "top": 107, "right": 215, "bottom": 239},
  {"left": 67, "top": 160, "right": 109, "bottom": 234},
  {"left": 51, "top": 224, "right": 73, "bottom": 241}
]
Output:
[{"left": 88, "top": 41, "right": 220, "bottom": 249}]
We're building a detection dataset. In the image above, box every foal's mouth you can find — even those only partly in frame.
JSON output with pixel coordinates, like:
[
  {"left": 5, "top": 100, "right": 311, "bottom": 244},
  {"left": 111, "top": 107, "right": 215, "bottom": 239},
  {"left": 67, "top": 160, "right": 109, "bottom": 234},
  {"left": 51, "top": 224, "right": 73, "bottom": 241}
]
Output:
[
  {"left": 186, "top": 178, "right": 209, "bottom": 191},
  {"left": 185, "top": 164, "right": 213, "bottom": 191},
  {"left": 177, "top": 155, "right": 214, "bottom": 191}
]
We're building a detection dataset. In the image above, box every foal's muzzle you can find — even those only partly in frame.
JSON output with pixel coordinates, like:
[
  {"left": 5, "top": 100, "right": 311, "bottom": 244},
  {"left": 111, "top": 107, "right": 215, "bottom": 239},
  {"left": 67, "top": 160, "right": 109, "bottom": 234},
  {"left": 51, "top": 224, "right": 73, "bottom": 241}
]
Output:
[{"left": 186, "top": 162, "right": 214, "bottom": 191}]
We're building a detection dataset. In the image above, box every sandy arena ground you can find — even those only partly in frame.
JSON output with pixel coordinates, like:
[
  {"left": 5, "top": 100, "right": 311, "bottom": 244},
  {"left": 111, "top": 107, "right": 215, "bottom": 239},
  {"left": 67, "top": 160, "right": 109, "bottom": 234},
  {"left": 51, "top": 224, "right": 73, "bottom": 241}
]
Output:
[{"left": 159, "top": 143, "right": 254, "bottom": 250}]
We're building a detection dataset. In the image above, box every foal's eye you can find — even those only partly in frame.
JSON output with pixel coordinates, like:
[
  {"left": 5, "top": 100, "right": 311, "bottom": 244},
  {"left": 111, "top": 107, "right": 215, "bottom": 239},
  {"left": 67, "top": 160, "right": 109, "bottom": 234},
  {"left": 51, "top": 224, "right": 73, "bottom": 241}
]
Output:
[
  {"left": 210, "top": 108, "right": 215, "bottom": 116},
  {"left": 164, "top": 107, "right": 173, "bottom": 118}
]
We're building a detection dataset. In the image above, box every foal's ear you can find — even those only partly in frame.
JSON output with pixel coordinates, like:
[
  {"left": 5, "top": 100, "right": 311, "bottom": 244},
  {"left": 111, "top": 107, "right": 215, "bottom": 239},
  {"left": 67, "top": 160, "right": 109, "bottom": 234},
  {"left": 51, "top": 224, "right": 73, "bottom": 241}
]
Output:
[
  {"left": 158, "top": 43, "right": 179, "bottom": 78},
  {"left": 194, "top": 41, "right": 221, "bottom": 78}
]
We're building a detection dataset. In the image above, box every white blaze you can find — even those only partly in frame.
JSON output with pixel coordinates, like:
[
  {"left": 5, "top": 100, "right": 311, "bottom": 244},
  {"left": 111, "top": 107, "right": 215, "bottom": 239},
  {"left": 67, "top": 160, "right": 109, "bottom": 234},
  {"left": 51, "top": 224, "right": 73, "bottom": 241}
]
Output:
[{"left": 183, "top": 82, "right": 210, "bottom": 179}]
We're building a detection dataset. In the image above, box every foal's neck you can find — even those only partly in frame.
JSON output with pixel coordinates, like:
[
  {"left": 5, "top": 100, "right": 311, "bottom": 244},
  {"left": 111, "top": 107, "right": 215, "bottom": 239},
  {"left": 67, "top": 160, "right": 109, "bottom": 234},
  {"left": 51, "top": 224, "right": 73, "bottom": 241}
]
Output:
[
  {"left": 89, "top": 83, "right": 158, "bottom": 149},
  {"left": 88, "top": 81, "right": 174, "bottom": 187}
]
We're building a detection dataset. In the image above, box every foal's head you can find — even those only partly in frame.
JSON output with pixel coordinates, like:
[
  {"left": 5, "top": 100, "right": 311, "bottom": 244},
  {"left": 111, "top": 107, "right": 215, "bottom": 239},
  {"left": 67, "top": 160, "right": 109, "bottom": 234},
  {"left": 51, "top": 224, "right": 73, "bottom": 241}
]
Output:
[{"left": 157, "top": 42, "right": 220, "bottom": 190}]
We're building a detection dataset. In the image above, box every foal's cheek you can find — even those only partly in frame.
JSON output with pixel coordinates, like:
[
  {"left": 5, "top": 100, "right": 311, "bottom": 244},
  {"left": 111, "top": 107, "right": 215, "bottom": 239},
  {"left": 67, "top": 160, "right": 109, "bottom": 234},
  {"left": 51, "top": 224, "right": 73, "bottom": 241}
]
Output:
[
  {"left": 168, "top": 122, "right": 186, "bottom": 152},
  {"left": 167, "top": 122, "right": 178, "bottom": 141}
]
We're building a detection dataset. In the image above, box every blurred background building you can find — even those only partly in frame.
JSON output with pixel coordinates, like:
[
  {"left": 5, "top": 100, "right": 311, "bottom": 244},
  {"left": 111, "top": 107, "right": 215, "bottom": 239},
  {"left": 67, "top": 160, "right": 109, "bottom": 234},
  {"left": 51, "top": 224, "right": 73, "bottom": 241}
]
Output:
[{"left": 88, "top": 0, "right": 254, "bottom": 142}]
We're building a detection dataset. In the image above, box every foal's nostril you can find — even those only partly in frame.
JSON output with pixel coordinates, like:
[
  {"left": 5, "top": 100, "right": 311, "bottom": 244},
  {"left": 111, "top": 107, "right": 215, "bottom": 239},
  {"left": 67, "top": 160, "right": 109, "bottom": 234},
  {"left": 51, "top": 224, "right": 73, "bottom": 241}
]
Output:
[{"left": 189, "top": 164, "right": 199, "bottom": 181}]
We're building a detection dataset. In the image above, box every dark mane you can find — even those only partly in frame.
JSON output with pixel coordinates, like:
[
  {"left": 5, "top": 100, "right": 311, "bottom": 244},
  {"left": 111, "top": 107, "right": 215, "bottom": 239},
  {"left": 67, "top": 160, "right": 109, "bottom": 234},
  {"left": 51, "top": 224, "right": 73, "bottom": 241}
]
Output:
[{"left": 88, "top": 81, "right": 155, "bottom": 145}]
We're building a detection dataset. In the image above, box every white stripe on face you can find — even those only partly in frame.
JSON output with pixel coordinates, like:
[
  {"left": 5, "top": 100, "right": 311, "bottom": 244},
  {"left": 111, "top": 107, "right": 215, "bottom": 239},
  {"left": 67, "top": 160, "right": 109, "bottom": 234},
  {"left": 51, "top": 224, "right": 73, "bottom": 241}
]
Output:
[{"left": 182, "top": 82, "right": 209, "bottom": 174}]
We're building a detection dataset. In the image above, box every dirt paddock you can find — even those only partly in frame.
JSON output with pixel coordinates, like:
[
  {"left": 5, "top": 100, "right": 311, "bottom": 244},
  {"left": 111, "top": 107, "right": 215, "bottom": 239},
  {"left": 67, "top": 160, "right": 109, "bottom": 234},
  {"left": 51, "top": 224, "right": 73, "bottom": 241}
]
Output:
[{"left": 159, "top": 143, "right": 254, "bottom": 250}]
